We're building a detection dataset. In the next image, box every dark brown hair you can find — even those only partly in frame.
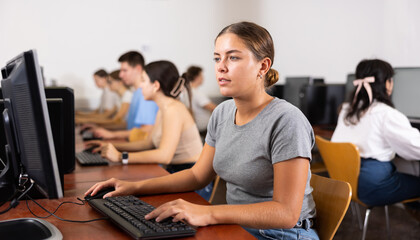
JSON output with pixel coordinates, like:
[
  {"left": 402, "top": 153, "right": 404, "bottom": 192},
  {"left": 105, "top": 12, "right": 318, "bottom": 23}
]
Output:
[
  {"left": 345, "top": 59, "right": 394, "bottom": 125},
  {"left": 216, "top": 21, "right": 279, "bottom": 87},
  {"left": 184, "top": 66, "right": 202, "bottom": 83},
  {"left": 145, "top": 61, "right": 193, "bottom": 115},
  {"left": 109, "top": 70, "right": 121, "bottom": 81},
  {"left": 94, "top": 69, "right": 108, "bottom": 78},
  {"left": 118, "top": 51, "right": 145, "bottom": 68}
]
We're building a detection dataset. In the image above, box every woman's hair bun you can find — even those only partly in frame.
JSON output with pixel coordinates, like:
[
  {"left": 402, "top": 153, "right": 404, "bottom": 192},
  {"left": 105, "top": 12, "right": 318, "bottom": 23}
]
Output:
[{"left": 265, "top": 68, "right": 279, "bottom": 87}]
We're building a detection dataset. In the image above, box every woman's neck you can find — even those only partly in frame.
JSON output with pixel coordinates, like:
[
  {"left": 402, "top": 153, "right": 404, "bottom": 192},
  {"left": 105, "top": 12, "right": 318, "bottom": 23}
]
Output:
[
  {"left": 233, "top": 91, "right": 273, "bottom": 125},
  {"left": 154, "top": 93, "right": 176, "bottom": 110}
]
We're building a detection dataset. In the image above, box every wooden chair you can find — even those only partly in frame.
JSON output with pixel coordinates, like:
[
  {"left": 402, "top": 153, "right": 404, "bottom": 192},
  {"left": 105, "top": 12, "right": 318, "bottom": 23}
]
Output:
[
  {"left": 208, "top": 176, "right": 227, "bottom": 205},
  {"left": 315, "top": 135, "right": 420, "bottom": 240},
  {"left": 311, "top": 174, "right": 352, "bottom": 240},
  {"left": 208, "top": 174, "right": 352, "bottom": 240}
]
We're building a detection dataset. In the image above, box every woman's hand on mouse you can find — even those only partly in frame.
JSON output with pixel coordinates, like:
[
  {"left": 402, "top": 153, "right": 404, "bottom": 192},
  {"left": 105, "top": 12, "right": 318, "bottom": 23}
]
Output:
[{"left": 85, "top": 178, "right": 139, "bottom": 198}]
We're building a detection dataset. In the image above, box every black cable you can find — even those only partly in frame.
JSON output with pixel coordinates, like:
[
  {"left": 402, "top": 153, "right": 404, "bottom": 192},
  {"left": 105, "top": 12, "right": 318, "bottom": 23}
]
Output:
[
  {"left": 25, "top": 195, "right": 108, "bottom": 223},
  {"left": 0, "top": 204, "right": 12, "bottom": 214},
  {"left": 25, "top": 197, "right": 85, "bottom": 219},
  {"left": 0, "top": 180, "right": 34, "bottom": 215}
]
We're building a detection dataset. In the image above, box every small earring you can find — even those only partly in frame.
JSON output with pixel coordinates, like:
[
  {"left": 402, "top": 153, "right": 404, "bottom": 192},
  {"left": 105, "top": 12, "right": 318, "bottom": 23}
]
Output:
[{"left": 258, "top": 74, "right": 262, "bottom": 79}]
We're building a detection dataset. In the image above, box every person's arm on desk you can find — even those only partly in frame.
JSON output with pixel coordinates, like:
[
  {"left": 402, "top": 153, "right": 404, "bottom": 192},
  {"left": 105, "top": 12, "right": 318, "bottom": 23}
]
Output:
[
  {"left": 93, "top": 124, "right": 153, "bottom": 140},
  {"left": 85, "top": 144, "right": 309, "bottom": 229},
  {"left": 99, "top": 108, "right": 191, "bottom": 164}
]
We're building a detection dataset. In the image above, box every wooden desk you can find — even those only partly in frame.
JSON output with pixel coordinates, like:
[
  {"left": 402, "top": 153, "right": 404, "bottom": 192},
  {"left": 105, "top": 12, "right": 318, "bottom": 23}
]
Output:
[
  {"left": 1, "top": 158, "right": 254, "bottom": 239},
  {"left": 312, "top": 125, "right": 335, "bottom": 140}
]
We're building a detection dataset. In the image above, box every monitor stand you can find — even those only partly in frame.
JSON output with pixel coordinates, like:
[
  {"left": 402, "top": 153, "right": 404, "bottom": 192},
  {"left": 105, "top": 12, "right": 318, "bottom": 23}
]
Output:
[{"left": 0, "top": 218, "right": 63, "bottom": 240}]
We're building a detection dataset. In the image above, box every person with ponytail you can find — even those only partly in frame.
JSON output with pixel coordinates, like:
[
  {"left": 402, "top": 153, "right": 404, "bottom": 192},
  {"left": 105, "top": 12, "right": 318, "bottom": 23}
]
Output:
[
  {"left": 332, "top": 59, "right": 420, "bottom": 218},
  {"left": 86, "top": 22, "right": 318, "bottom": 240},
  {"left": 87, "top": 61, "right": 203, "bottom": 173},
  {"left": 179, "top": 66, "right": 216, "bottom": 134}
]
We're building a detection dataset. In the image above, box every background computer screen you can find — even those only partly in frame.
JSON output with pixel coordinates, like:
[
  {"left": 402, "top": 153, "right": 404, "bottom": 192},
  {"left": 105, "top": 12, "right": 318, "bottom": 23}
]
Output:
[
  {"left": 392, "top": 67, "right": 420, "bottom": 119},
  {"left": 266, "top": 84, "right": 284, "bottom": 99},
  {"left": 1, "top": 49, "right": 63, "bottom": 199},
  {"left": 45, "top": 87, "right": 75, "bottom": 174},
  {"left": 283, "top": 77, "right": 310, "bottom": 108},
  {"left": 345, "top": 73, "right": 356, "bottom": 102}
]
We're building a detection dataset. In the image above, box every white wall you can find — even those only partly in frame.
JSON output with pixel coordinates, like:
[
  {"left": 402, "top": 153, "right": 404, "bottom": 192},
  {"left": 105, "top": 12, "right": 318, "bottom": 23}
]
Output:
[{"left": 1, "top": 0, "right": 419, "bottom": 109}]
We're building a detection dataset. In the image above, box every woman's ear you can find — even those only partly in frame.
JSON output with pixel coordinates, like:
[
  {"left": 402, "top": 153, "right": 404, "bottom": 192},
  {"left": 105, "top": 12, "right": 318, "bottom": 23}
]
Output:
[
  {"left": 153, "top": 80, "right": 161, "bottom": 93},
  {"left": 259, "top": 57, "right": 272, "bottom": 76}
]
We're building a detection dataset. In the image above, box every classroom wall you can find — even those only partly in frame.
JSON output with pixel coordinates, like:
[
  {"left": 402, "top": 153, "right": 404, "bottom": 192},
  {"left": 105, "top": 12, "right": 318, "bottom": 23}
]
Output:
[{"left": 1, "top": 0, "right": 419, "bottom": 109}]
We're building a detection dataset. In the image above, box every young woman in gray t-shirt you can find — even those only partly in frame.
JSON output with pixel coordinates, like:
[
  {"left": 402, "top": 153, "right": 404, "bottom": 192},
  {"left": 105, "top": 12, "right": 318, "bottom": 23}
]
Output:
[{"left": 86, "top": 21, "right": 319, "bottom": 240}]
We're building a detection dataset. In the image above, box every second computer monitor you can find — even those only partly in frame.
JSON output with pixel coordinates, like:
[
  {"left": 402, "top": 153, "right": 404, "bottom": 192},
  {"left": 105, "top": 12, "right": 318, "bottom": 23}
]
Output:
[
  {"left": 392, "top": 67, "right": 420, "bottom": 121},
  {"left": 345, "top": 73, "right": 356, "bottom": 102},
  {"left": 283, "top": 77, "right": 310, "bottom": 108}
]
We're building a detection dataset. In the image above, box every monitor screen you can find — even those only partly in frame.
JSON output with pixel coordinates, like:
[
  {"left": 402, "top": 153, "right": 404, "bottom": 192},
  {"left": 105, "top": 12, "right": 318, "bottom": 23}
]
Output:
[
  {"left": 392, "top": 67, "right": 420, "bottom": 120},
  {"left": 266, "top": 84, "right": 284, "bottom": 99},
  {"left": 283, "top": 77, "right": 310, "bottom": 108},
  {"left": 300, "top": 84, "right": 345, "bottom": 125},
  {"left": 345, "top": 73, "right": 356, "bottom": 102},
  {"left": 1, "top": 50, "right": 63, "bottom": 199}
]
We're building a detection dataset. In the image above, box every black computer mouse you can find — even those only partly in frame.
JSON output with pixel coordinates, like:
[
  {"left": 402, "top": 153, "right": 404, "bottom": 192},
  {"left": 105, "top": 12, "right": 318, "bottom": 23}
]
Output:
[{"left": 85, "top": 187, "right": 115, "bottom": 201}]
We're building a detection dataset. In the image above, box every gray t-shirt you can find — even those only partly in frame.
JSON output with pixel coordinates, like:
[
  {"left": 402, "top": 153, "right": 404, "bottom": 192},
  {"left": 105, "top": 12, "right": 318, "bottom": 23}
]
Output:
[{"left": 205, "top": 98, "right": 316, "bottom": 221}]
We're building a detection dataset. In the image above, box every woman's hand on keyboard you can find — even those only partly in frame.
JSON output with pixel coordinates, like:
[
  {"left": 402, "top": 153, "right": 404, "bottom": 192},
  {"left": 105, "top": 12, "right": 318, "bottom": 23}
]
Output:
[
  {"left": 84, "top": 140, "right": 106, "bottom": 153},
  {"left": 85, "top": 178, "right": 139, "bottom": 198},
  {"left": 100, "top": 143, "right": 122, "bottom": 163},
  {"left": 145, "top": 198, "right": 213, "bottom": 227},
  {"left": 94, "top": 128, "right": 115, "bottom": 139}
]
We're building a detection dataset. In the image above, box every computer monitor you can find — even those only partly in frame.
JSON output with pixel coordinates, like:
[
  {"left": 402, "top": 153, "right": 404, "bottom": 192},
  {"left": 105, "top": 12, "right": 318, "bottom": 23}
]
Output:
[
  {"left": 345, "top": 73, "right": 356, "bottom": 102},
  {"left": 266, "top": 84, "right": 284, "bottom": 99},
  {"left": 392, "top": 67, "right": 420, "bottom": 122},
  {"left": 283, "top": 77, "right": 310, "bottom": 108},
  {"left": 1, "top": 49, "right": 63, "bottom": 199},
  {"left": 300, "top": 84, "right": 345, "bottom": 125},
  {"left": 0, "top": 99, "right": 64, "bottom": 201},
  {"left": 45, "top": 87, "right": 75, "bottom": 174},
  {"left": 283, "top": 77, "right": 325, "bottom": 109},
  {"left": 0, "top": 87, "right": 76, "bottom": 175}
]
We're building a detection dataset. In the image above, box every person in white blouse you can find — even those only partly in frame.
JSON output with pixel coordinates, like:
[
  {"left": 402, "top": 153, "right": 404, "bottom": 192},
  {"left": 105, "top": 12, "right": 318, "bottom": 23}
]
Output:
[
  {"left": 331, "top": 59, "right": 420, "bottom": 218},
  {"left": 180, "top": 66, "right": 216, "bottom": 134}
]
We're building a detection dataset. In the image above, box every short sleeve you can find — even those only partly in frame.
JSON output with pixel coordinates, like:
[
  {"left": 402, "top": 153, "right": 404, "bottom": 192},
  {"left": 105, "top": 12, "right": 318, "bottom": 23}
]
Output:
[
  {"left": 205, "top": 108, "right": 217, "bottom": 147},
  {"left": 122, "top": 90, "right": 133, "bottom": 103},
  {"left": 271, "top": 108, "right": 314, "bottom": 164},
  {"left": 134, "top": 91, "right": 159, "bottom": 126}
]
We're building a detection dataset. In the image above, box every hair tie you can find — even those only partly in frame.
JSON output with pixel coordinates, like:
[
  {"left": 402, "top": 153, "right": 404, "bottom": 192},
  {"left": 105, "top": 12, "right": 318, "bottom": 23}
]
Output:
[
  {"left": 352, "top": 76, "right": 375, "bottom": 105},
  {"left": 170, "top": 77, "right": 185, "bottom": 97}
]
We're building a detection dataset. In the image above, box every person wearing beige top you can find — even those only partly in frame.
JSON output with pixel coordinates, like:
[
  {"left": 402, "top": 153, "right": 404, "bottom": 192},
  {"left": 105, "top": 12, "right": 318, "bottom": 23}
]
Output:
[{"left": 88, "top": 60, "right": 203, "bottom": 172}]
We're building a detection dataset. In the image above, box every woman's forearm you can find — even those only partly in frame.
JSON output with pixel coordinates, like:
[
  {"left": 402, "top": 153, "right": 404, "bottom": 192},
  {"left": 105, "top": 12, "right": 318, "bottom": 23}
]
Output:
[
  {"left": 114, "top": 139, "right": 154, "bottom": 152},
  {"left": 127, "top": 149, "right": 171, "bottom": 165},
  {"left": 135, "top": 168, "right": 204, "bottom": 195},
  {"left": 208, "top": 201, "right": 298, "bottom": 229}
]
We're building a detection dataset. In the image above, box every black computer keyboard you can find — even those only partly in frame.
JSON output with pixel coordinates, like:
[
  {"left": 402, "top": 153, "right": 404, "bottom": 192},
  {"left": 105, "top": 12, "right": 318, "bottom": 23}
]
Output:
[
  {"left": 87, "top": 195, "right": 196, "bottom": 240},
  {"left": 76, "top": 151, "right": 108, "bottom": 166}
]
